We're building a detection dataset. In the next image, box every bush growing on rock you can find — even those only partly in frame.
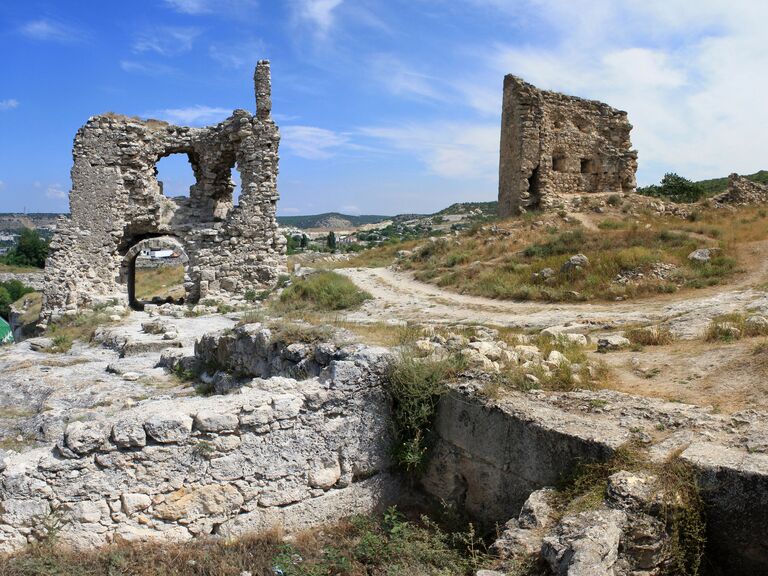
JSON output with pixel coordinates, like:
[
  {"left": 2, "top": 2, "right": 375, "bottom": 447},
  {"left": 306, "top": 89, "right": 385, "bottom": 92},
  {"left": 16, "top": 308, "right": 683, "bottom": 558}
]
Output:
[{"left": 385, "top": 347, "right": 465, "bottom": 472}]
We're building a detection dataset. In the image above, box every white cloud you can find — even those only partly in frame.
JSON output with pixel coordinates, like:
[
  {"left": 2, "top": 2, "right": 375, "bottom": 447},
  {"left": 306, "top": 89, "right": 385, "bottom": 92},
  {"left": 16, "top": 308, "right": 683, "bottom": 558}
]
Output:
[
  {"left": 294, "top": 0, "right": 344, "bottom": 35},
  {"left": 0, "top": 181, "right": 5, "bottom": 190},
  {"left": 340, "top": 204, "right": 360, "bottom": 215},
  {"left": 455, "top": 0, "right": 768, "bottom": 183},
  {"left": 360, "top": 122, "right": 499, "bottom": 179},
  {"left": 45, "top": 184, "right": 67, "bottom": 200},
  {"left": 20, "top": 19, "right": 82, "bottom": 43},
  {"left": 134, "top": 27, "right": 201, "bottom": 56},
  {"left": 163, "top": 0, "right": 258, "bottom": 15},
  {"left": 371, "top": 55, "right": 445, "bottom": 102},
  {"left": 144, "top": 105, "right": 231, "bottom": 126},
  {"left": 209, "top": 39, "right": 265, "bottom": 69},
  {"left": 281, "top": 125, "right": 351, "bottom": 159},
  {"left": 164, "top": 0, "right": 212, "bottom": 13},
  {"left": 0, "top": 99, "right": 19, "bottom": 111},
  {"left": 120, "top": 60, "right": 178, "bottom": 76}
]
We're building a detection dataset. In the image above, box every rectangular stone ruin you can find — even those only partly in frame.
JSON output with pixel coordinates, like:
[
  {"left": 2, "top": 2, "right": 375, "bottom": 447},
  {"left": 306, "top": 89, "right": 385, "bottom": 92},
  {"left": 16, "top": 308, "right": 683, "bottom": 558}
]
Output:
[
  {"left": 497, "top": 74, "right": 638, "bottom": 216},
  {"left": 41, "top": 61, "right": 286, "bottom": 322}
]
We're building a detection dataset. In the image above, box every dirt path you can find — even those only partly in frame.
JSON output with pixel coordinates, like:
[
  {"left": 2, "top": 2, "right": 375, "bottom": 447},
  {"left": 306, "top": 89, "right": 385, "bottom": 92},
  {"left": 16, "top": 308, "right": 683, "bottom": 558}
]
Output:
[{"left": 338, "top": 266, "right": 768, "bottom": 337}]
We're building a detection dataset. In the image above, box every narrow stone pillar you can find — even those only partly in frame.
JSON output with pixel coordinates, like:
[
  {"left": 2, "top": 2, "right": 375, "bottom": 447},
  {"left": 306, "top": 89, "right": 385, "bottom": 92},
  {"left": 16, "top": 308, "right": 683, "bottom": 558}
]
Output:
[{"left": 255, "top": 60, "right": 272, "bottom": 120}]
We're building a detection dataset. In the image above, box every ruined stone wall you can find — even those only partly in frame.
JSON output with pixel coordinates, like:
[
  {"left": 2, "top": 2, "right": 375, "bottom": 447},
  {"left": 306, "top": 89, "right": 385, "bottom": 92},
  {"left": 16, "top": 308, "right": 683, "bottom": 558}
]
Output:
[
  {"left": 498, "top": 75, "right": 638, "bottom": 216},
  {"left": 42, "top": 61, "right": 285, "bottom": 321},
  {"left": 712, "top": 173, "right": 768, "bottom": 207}
]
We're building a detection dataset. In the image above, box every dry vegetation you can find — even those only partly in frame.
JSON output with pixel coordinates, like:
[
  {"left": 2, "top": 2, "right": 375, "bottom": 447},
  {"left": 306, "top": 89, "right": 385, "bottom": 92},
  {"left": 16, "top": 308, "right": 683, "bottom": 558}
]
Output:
[
  {"left": 0, "top": 509, "right": 493, "bottom": 576},
  {"left": 339, "top": 206, "right": 768, "bottom": 303},
  {"left": 134, "top": 264, "right": 185, "bottom": 301}
]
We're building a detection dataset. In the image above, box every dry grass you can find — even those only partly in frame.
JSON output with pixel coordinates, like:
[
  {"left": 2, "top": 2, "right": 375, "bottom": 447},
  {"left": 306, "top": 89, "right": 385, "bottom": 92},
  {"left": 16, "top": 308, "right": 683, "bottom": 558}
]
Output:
[
  {"left": 396, "top": 215, "right": 739, "bottom": 302},
  {"left": 0, "top": 263, "right": 41, "bottom": 274},
  {"left": 0, "top": 511, "right": 491, "bottom": 576},
  {"left": 134, "top": 264, "right": 185, "bottom": 301},
  {"left": 625, "top": 325, "right": 674, "bottom": 346}
]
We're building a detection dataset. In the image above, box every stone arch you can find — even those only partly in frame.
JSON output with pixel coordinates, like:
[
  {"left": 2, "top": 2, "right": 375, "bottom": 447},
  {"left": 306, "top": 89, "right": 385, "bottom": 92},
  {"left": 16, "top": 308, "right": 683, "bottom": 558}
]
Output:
[{"left": 119, "top": 235, "right": 191, "bottom": 310}]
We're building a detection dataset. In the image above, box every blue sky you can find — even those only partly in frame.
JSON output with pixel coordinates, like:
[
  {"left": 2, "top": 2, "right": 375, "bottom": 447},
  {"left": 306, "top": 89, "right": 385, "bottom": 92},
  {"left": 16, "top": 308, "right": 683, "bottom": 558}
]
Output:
[{"left": 1, "top": 0, "right": 767, "bottom": 215}]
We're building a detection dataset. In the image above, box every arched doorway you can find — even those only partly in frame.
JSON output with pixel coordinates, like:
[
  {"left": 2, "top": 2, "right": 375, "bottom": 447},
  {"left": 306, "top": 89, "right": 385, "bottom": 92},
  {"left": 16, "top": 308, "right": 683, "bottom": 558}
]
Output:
[{"left": 120, "top": 236, "right": 190, "bottom": 310}]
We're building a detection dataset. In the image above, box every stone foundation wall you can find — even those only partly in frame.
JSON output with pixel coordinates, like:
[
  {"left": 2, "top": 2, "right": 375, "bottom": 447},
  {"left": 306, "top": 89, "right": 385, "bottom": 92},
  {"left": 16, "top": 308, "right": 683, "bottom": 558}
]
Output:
[
  {"left": 423, "top": 385, "right": 768, "bottom": 575},
  {"left": 0, "top": 344, "right": 397, "bottom": 552}
]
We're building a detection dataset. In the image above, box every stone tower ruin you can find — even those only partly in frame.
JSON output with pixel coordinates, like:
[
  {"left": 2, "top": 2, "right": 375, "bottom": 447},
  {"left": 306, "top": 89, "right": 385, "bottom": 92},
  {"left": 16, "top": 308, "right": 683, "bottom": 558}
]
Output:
[
  {"left": 42, "top": 61, "right": 285, "bottom": 321},
  {"left": 497, "top": 75, "right": 638, "bottom": 217}
]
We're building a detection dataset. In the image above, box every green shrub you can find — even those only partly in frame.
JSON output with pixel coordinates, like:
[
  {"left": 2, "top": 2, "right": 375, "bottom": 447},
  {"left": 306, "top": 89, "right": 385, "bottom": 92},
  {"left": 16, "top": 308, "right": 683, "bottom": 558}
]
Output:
[
  {"left": 385, "top": 349, "right": 465, "bottom": 472},
  {"left": 0, "top": 228, "right": 49, "bottom": 268},
  {"left": 276, "top": 271, "right": 371, "bottom": 312},
  {"left": 0, "top": 279, "right": 35, "bottom": 320},
  {"left": 637, "top": 173, "right": 704, "bottom": 204}
]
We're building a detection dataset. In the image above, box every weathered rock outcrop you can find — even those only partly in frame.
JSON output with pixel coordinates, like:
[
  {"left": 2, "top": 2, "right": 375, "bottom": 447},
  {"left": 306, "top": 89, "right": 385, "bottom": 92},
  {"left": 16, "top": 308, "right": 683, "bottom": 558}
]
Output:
[
  {"left": 42, "top": 61, "right": 285, "bottom": 322},
  {"left": 0, "top": 360, "right": 396, "bottom": 552}
]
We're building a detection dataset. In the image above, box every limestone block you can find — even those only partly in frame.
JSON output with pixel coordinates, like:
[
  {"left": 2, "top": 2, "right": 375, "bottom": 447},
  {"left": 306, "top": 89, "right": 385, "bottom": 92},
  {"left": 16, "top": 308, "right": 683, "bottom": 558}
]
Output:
[
  {"left": 153, "top": 485, "right": 244, "bottom": 522},
  {"left": 194, "top": 410, "right": 238, "bottom": 433},
  {"left": 112, "top": 419, "right": 147, "bottom": 448},
  {"left": 121, "top": 493, "right": 152, "bottom": 515},
  {"left": 144, "top": 413, "right": 193, "bottom": 443},
  {"left": 65, "top": 421, "right": 111, "bottom": 455}
]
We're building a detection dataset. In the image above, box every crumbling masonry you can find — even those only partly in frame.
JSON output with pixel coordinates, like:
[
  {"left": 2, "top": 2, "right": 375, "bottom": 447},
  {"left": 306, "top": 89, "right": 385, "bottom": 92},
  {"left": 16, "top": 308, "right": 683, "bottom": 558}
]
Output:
[
  {"left": 498, "top": 75, "right": 638, "bottom": 217},
  {"left": 42, "top": 61, "right": 285, "bottom": 320}
]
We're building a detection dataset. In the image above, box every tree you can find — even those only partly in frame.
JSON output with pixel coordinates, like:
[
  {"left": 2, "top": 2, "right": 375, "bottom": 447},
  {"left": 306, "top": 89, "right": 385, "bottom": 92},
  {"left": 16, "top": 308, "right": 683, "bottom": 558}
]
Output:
[
  {"left": 2, "top": 228, "right": 49, "bottom": 268},
  {"left": 637, "top": 173, "right": 704, "bottom": 204},
  {"left": 300, "top": 234, "right": 309, "bottom": 249},
  {"left": 0, "top": 279, "right": 34, "bottom": 320},
  {"left": 327, "top": 231, "right": 337, "bottom": 252}
]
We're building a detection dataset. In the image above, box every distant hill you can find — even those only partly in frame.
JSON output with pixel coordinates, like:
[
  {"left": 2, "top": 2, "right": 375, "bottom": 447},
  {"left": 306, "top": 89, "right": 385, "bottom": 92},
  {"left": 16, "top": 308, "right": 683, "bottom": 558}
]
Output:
[
  {"left": 695, "top": 170, "right": 768, "bottom": 196},
  {"left": 277, "top": 212, "right": 390, "bottom": 229},
  {"left": 436, "top": 201, "right": 498, "bottom": 216},
  {"left": 0, "top": 213, "right": 62, "bottom": 231}
]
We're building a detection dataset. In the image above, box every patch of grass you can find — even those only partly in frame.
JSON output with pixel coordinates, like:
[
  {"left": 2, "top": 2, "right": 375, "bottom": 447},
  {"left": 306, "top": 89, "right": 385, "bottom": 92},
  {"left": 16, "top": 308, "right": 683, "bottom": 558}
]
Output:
[
  {"left": 385, "top": 346, "right": 466, "bottom": 472},
  {"left": 597, "top": 218, "right": 627, "bottom": 230},
  {"left": 399, "top": 207, "right": 765, "bottom": 303},
  {"left": 0, "top": 510, "right": 491, "bottom": 576},
  {"left": 704, "top": 313, "right": 745, "bottom": 342},
  {"left": 274, "top": 271, "right": 372, "bottom": 313},
  {"left": 269, "top": 321, "right": 334, "bottom": 346},
  {"left": 625, "top": 325, "right": 674, "bottom": 346},
  {"left": 133, "top": 264, "right": 185, "bottom": 301},
  {"left": 45, "top": 309, "right": 122, "bottom": 353}
]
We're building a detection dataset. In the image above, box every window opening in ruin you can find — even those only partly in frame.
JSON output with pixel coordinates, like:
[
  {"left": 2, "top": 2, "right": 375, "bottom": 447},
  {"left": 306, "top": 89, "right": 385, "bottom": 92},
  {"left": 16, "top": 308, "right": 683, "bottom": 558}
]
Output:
[
  {"left": 552, "top": 155, "right": 567, "bottom": 172},
  {"left": 155, "top": 153, "right": 195, "bottom": 198},
  {"left": 126, "top": 238, "right": 189, "bottom": 311},
  {"left": 527, "top": 165, "right": 541, "bottom": 208},
  {"left": 231, "top": 167, "right": 243, "bottom": 205},
  {"left": 580, "top": 158, "right": 595, "bottom": 174}
]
